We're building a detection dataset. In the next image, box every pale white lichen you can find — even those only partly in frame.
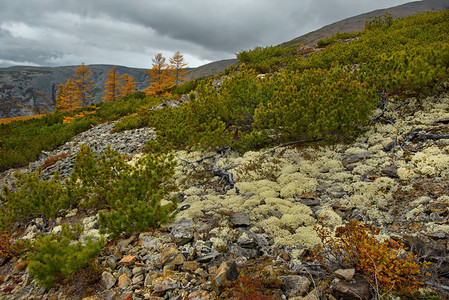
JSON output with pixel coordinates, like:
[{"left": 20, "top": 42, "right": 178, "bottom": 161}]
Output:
[
  {"left": 315, "top": 206, "right": 342, "bottom": 228},
  {"left": 397, "top": 167, "right": 416, "bottom": 181}
]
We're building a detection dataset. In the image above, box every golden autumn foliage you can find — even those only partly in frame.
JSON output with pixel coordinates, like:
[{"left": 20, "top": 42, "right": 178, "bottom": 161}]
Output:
[
  {"left": 169, "top": 51, "right": 188, "bottom": 85},
  {"left": 120, "top": 73, "right": 138, "bottom": 96},
  {"left": 104, "top": 66, "right": 124, "bottom": 102},
  {"left": 72, "top": 63, "right": 94, "bottom": 108},
  {"left": 55, "top": 78, "right": 82, "bottom": 112},
  {"left": 0, "top": 114, "right": 46, "bottom": 125},
  {"left": 146, "top": 53, "right": 175, "bottom": 97}
]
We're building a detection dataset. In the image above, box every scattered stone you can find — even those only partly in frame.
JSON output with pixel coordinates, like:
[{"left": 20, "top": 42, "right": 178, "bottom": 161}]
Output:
[
  {"left": 142, "top": 274, "right": 153, "bottom": 288},
  {"left": 196, "top": 251, "right": 220, "bottom": 263},
  {"left": 100, "top": 271, "right": 116, "bottom": 289},
  {"left": 170, "top": 218, "right": 194, "bottom": 246},
  {"left": 327, "top": 186, "right": 346, "bottom": 198},
  {"left": 117, "top": 274, "right": 132, "bottom": 289},
  {"left": 383, "top": 140, "right": 396, "bottom": 152},
  {"left": 211, "top": 260, "right": 239, "bottom": 293},
  {"left": 13, "top": 260, "right": 28, "bottom": 273},
  {"left": 334, "top": 268, "right": 355, "bottom": 281},
  {"left": 132, "top": 274, "right": 144, "bottom": 285},
  {"left": 119, "top": 255, "right": 137, "bottom": 266},
  {"left": 331, "top": 278, "right": 371, "bottom": 300},
  {"left": 188, "top": 289, "right": 210, "bottom": 299},
  {"left": 342, "top": 151, "right": 370, "bottom": 167},
  {"left": 160, "top": 247, "right": 185, "bottom": 266},
  {"left": 230, "top": 211, "right": 251, "bottom": 227},
  {"left": 280, "top": 275, "right": 310, "bottom": 297},
  {"left": 183, "top": 261, "right": 199, "bottom": 272},
  {"left": 381, "top": 164, "right": 398, "bottom": 178},
  {"left": 104, "top": 255, "right": 117, "bottom": 270}
]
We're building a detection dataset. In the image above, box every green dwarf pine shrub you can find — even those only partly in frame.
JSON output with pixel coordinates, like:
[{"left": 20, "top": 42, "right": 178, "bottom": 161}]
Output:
[
  {"left": 0, "top": 170, "right": 69, "bottom": 229},
  {"left": 27, "top": 224, "right": 104, "bottom": 290},
  {"left": 67, "top": 144, "right": 177, "bottom": 238}
]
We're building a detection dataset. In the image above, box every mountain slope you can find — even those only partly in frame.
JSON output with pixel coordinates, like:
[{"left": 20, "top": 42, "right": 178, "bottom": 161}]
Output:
[{"left": 283, "top": 0, "right": 449, "bottom": 47}]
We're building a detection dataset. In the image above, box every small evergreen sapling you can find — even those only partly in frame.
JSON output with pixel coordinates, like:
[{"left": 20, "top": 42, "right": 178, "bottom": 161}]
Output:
[{"left": 27, "top": 225, "right": 104, "bottom": 290}]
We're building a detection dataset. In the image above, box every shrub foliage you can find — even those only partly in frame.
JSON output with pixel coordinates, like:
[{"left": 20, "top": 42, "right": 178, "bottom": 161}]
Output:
[
  {"left": 67, "top": 145, "right": 177, "bottom": 238},
  {"left": 310, "top": 220, "right": 429, "bottom": 296},
  {"left": 27, "top": 225, "right": 103, "bottom": 290}
]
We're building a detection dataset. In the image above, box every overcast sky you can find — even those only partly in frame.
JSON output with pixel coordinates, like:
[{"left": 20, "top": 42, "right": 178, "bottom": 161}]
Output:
[{"left": 0, "top": 0, "right": 412, "bottom": 69}]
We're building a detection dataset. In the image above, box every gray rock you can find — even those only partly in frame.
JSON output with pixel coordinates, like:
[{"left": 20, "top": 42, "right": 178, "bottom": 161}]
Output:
[
  {"left": 118, "top": 266, "right": 133, "bottom": 279},
  {"left": 230, "top": 211, "right": 251, "bottom": 227},
  {"left": 211, "top": 260, "right": 239, "bottom": 293},
  {"left": 280, "top": 275, "right": 310, "bottom": 297},
  {"left": 132, "top": 266, "right": 145, "bottom": 276},
  {"left": 170, "top": 218, "right": 194, "bottom": 246},
  {"left": 237, "top": 230, "right": 257, "bottom": 248},
  {"left": 101, "top": 271, "right": 116, "bottom": 289},
  {"left": 328, "top": 185, "right": 346, "bottom": 198},
  {"left": 381, "top": 164, "right": 398, "bottom": 178},
  {"left": 383, "top": 140, "right": 396, "bottom": 152},
  {"left": 334, "top": 268, "right": 355, "bottom": 281},
  {"left": 160, "top": 247, "right": 185, "bottom": 266},
  {"left": 229, "top": 245, "right": 260, "bottom": 259},
  {"left": 331, "top": 278, "right": 371, "bottom": 300},
  {"left": 104, "top": 255, "right": 117, "bottom": 270},
  {"left": 117, "top": 274, "right": 132, "bottom": 289},
  {"left": 132, "top": 274, "right": 144, "bottom": 285},
  {"left": 196, "top": 251, "right": 220, "bottom": 263},
  {"left": 144, "top": 274, "right": 152, "bottom": 287}
]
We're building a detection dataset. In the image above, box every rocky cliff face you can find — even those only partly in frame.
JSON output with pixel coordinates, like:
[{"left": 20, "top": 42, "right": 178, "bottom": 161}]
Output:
[
  {"left": 0, "top": 65, "right": 148, "bottom": 118},
  {"left": 0, "top": 59, "right": 237, "bottom": 119}
]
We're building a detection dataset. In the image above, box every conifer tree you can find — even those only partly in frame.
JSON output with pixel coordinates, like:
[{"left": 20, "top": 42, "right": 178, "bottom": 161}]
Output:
[
  {"left": 120, "top": 73, "right": 138, "bottom": 96},
  {"left": 55, "top": 78, "right": 82, "bottom": 112},
  {"left": 169, "top": 51, "right": 188, "bottom": 86},
  {"left": 103, "top": 66, "right": 124, "bottom": 102},
  {"left": 145, "top": 53, "right": 175, "bottom": 96},
  {"left": 73, "top": 63, "right": 94, "bottom": 109}
]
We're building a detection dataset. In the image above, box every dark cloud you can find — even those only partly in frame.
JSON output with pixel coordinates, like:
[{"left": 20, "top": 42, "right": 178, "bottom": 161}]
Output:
[{"left": 0, "top": 0, "right": 411, "bottom": 68}]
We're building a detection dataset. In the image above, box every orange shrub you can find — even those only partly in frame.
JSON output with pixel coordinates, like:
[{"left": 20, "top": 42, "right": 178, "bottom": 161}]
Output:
[{"left": 310, "top": 220, "right": 429, "bottom": 296}]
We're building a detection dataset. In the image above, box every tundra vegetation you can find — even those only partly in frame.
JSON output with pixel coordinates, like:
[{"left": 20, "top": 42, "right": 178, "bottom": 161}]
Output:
[{"left": 0, "top": 10, "right": 448, "bottom": 296}]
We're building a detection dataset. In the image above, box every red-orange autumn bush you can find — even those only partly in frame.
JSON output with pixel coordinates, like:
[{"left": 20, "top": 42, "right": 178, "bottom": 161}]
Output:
[{"left": 310, "top": 220, "right": 429, "bottom": 296}]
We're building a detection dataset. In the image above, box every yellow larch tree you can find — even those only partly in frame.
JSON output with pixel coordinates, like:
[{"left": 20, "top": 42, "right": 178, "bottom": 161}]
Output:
[
  {"left": 73, "top": 63, "right": 94, "bottom": 109},
  {"left": 145, "top": 53, "right": 175, "bottom": 97},
  {"left": 55, "top": 78, "right": 82, "bottom": 112},
  {"left": 104, "top": 66, "right": 124, "bottom": 102},
  {"left": 169, "top": 51, "right": 188, "bottom": 86},
  {"left": 120, "top": 74, "right": 138, "bottom": 96}
]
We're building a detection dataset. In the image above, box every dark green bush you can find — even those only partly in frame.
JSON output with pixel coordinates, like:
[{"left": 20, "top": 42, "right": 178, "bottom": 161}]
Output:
[
  {"left": 27, "top": 224, "right": 104, "bottom": 290},
  {"left": 0, "top": 170, "right": 68, "bottom": 229},
  {"left": 237, "top": 45, "right": 294, "bottom": 73},
  {"left": 67, "top": 145, "right": 178, "bottom": 238},
  {"left": 317, "top": 31, "right": 361, "bottom": 48}
]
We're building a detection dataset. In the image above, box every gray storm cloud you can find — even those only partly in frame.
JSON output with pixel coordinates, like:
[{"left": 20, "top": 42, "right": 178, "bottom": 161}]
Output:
[{"left": 0, "top": 0, "right": 411, "bottom": 68}]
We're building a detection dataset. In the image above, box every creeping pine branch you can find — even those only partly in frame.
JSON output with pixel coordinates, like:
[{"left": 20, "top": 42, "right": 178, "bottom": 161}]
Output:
[
  {"left": 263, "top": 138, "right": 323, "bottom": 156},
  {"left": 370, "top": 89, "right": 394, "bottom": 125},
  {"left": 406, "top": 131, "right": 449, "bottom": 141}
]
